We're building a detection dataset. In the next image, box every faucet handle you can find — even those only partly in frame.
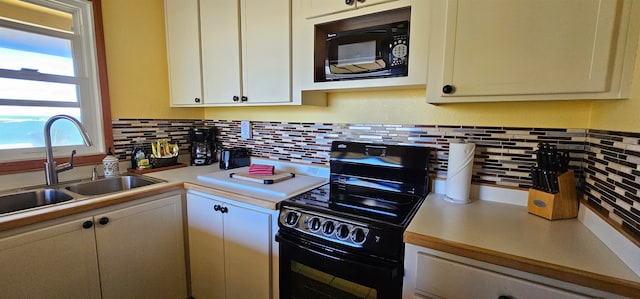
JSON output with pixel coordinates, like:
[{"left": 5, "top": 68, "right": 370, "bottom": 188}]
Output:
[
  {"left": 57, "top": 150, "right": 77, "bottom": 172},
  {"left": 68, "top": 149, "right": 76, "bottom": 167},
  {"left": 92, "top": 164, "right": 99, "bottom": 181}
]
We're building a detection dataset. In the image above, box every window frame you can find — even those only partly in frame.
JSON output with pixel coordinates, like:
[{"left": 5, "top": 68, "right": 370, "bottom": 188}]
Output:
[{"left": 0, "top": 0, "right": 112, "bottom": 175}]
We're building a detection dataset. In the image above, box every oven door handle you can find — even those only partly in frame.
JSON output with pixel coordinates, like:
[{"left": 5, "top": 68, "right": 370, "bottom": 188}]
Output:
[
  {"left": 278, "top": 233, "right": 395, "bottom": 270},
  {"left": 277, "top": 233, "right": 349, "bottom": 262},
  {"left": 296, "top": 241, "right": 344, "bottom": 262}
]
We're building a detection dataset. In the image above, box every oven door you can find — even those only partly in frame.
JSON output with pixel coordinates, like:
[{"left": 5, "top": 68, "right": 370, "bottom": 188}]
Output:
[{"left": 276, "top": 231, "right": 402, "bottom": 299}]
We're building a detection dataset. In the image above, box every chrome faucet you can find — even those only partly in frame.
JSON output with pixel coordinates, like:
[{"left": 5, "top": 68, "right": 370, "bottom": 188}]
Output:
[{"left": 44, "top": 115, "right": 93, "bottom": 185}]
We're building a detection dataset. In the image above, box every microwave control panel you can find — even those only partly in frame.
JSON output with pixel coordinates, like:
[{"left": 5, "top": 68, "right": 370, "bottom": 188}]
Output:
[{"left": 389, "top": 35, "right": 409, "bottom": 67}]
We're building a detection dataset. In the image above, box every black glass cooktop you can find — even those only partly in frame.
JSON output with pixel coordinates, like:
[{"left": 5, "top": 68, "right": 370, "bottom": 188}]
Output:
[{"left": 284, "top": 183, "right": 423, "bottom": 226}]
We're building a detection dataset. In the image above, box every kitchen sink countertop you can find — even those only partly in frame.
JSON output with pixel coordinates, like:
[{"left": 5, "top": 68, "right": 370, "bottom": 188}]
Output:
[
  {"left": 0, "top": 160, "right": 328, "bottom": 232},
  {"left": 2, "top": 161, "right": 639, "bottom": 297},
  {"left": 405, "top": 193, "right": 640, "bottom": 298}
]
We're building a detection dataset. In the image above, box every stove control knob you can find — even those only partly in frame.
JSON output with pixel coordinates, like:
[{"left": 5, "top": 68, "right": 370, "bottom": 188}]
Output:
[
  {"left": 336, "top": 224, "right": 350, "bottom": 240},
  {"left": 322, "top": 221, "right": 335, "bottom": 235},
  {"left": 351, "top": 227, "right": 367, "bottom": 244},
  {"left": 308, "top": 217, "right": 322, "bottom": 232},
  {"left": 284, "top": 211, "right": 300, "bottom": 226}
]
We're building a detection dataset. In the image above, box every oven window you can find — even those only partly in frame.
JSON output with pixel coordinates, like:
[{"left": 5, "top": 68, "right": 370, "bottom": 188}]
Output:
[{"left": 290, "top": 261, "right": 377, "bottom": 299}]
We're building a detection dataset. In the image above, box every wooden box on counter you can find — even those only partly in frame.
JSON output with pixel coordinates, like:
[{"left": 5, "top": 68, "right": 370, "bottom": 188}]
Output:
[{"left": 527, "top": 170, "right": 578, "bottom": 220}]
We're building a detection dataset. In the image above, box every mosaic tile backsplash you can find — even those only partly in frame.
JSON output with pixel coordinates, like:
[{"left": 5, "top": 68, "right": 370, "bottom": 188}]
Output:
[{"left": 113, "top": 119, "right": 639, "bottom": 240}]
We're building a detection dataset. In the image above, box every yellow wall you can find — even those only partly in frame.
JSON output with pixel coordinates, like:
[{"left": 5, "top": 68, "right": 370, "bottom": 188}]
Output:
[
  {"left": 101, "top": 0, "right": 202, "bottom": 120},
  {"left": 203, "top": 90, "right": 593, "bottom": 128},
  {"left": 102, "top": 0, "right": 639, "bottom": 132}
]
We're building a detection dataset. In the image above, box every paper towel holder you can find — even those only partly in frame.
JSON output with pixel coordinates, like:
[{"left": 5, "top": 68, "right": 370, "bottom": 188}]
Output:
[{"left": 445, "top": 141, "right": 476, "bottom": 204}]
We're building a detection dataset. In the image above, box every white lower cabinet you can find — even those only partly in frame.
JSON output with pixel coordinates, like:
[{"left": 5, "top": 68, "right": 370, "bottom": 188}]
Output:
[
  {"left": 0, "top": 215, "right": 101, "bottom": 298},
  {"left": 95, "top": 194, "right": 187, "bottom": 298},
  {"left": 403, "top": 244, "right": 623, "bottom": 299},
  {"left": 0, "top": 193, "right": 187, "bottom": 299},
  {"left": 186, "top": 191, "right": 277, "bottom": 299}
]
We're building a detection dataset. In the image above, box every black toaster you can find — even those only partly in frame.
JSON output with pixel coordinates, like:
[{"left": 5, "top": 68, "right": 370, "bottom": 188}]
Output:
[{"left": 219, "top": 147, "right": 251, "bottom": 170}]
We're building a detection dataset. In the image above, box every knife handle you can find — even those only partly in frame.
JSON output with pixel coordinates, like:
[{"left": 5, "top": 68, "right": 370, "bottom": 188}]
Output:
[
  {"left": 531, "top": 167, "right": 540, "bottom": 190},
  {"left": 549, "top": 171, "right": 560, "bottom": 194}
]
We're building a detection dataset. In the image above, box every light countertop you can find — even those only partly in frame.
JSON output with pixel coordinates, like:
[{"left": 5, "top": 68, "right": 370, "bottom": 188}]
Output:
[
  {"left": 405, "top": 193, "right": 640, "bottom": 297},
  {"left": 0, "top": 161, "right": 328, "bottom": 231},
  {"left": 2, "top": 163, "right": 639, "bottom": 297}
]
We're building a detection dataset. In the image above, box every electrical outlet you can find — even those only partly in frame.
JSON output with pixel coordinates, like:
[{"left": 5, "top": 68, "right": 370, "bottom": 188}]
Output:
[{"left": 241, "top": 120, "right": 252, "bottom": 139}]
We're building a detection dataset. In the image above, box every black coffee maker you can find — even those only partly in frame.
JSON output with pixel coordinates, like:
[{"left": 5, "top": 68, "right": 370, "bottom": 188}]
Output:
[{"left": 190, "top": 127, "right": 217, "bottom": 166}]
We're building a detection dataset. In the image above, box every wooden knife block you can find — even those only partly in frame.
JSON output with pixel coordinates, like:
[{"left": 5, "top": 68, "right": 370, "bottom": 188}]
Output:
[{"left": 527, "top": 170, "right": 578, "bottom": 220}]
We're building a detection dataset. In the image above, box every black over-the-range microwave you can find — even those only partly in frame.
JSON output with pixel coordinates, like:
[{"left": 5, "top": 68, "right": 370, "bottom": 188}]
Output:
[{"left": 323, "top": 21, "right": 409, "bottom": 81}]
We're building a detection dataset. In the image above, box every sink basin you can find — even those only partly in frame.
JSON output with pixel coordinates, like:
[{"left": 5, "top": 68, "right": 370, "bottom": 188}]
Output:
[
  {"left": 0, "top": 189, "right": 74, "bottom": 214},
  {"left": 65, "top": 175, "right": 162, "bottom": 196}
]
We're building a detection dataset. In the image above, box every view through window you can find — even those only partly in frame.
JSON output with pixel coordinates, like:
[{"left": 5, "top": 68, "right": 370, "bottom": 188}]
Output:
[{"left": 0, "top": 0, "right": 104, "bottom": 162}]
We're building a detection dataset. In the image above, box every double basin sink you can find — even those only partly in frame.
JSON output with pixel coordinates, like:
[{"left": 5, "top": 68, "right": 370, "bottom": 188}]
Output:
[{"left": 0, "top": 175, "right": 165, "bottom": 216}]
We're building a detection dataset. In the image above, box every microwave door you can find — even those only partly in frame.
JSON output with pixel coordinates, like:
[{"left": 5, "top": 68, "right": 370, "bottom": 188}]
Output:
[
  {"left": 327, "top": 36, "right": 387, "bottom": 76},
  {"left": 333, "top": 40, "right": 385, "bottom": 73}
]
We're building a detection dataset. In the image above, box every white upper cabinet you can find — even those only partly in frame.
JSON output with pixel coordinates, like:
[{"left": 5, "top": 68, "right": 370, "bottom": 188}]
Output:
[
  {"left": 175, "top": 0, "right": 290, "bottom": 105},
  {"left": 239, "top": 0, "right": 291, "bottom": 104},
  {"left": 426, "top": 0, "right": 640, "bottom": 103},
  {"left": 199, "top": 0, "right": 243, "bottom": 105},
  {"left": 165, "top": 0, "right": 326, "bottom": 107},
  {"left": 304, "top": 0, "right": 398, "bottom": 18},
  {"left": 164, "top": 0, "right": 203, "bottom": 106}
]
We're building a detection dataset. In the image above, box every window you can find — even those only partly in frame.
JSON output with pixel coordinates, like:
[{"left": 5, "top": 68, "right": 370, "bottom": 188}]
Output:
[{"left": 0, "top": 0, "right": 106, "bottom": 165}]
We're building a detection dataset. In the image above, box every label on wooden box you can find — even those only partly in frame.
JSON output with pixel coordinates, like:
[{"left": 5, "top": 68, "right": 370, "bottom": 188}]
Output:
[{"left": 527, "top": 170, "right": 578, "bottom": 220}]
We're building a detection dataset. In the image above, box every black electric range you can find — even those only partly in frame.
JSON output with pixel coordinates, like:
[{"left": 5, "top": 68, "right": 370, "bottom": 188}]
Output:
[{"left": 276, "top": 141, "right": 431, "bottom": 299}]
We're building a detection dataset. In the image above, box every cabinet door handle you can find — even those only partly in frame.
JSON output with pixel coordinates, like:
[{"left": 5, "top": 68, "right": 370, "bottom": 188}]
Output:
[
  {"left": 98, "top": 217, "right": 109, "bottom": 225},
  {"left": 498, "top": 296, "right": 512, "bottom": 299},
  {"left": 240, "top": 96, "right": 248, "bottom": 102},
  {"left": 82, "top": 220, "right": 94, "bottom": 229},
  {"left": 357, "top": 0, "right": 365, "bottom": 2},
  {"left": 214, "top": 205, "right": 228, "bottom": 213},
  {"left": 442, "top": 85, "right": 455, "bottom": 94},
  {"left": 233, "top": 96, "right": 240, "bottom": 102},
  {"left": 194, "top": 97, "right": 201, "bottom": 103},
  {"left": 345, "top": 0, "right": 354, "bottom": 5}
]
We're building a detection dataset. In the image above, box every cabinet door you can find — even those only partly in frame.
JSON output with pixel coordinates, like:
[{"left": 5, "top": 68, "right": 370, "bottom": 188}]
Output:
[
  {"left": 434, "top": 0, "right": 619, "bottom": 98},
  {"left": 415, "top": 253, "right": 590, "bottom": 299},
  {"left": 305, "top": 0, "right": 356, "bottom": 18},
  {"left": 305, "top": 0, "right": 398, "bottom": 18},
  {"left": 356, "top": 0, "right": 399, "bottom": 10},
  {"left": 200, "top": 0, "right": 242, "bottom": 104},
  {"left": 187, "top": 192, "right": 273, "bottom": 299},
  {"left": 241, "top": 0, "right": 291, "bottom": 104},
  {"left": 95, "top": 195, "right": 187, "bottom": 299},
  {"left": 165, "top": 0, "right": 203, "bottom": 106},
  {"left": 223, "top": 201, "right": 272, "bottom": 299},
  {"left": 0, "top": 218, "right": 101, "bottom": 299},
  {"left": 187, "top": 193, "right": 226, "bottom": 299}
]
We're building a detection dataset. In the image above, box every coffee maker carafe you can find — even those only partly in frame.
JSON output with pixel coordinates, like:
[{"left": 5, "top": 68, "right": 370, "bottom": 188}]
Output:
[{"left": 190, "top": 127, "right": 217, "bottom": 166}]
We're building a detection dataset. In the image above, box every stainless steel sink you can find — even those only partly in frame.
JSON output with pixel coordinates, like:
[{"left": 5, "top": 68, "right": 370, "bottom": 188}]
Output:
[
  {"left": 0, "top": 174, "right": 165, "bottom": 216},
  {"left": 64, "top": 175, "right": 163, "bottom": 196},
  {"left": 0, "top": 189, "right": 74, "bottom": 215}
]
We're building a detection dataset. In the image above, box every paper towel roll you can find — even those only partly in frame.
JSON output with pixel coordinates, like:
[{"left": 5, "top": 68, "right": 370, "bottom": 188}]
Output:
[{"left": 445, "top": 142, "right": 475, "bottom": 204}]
